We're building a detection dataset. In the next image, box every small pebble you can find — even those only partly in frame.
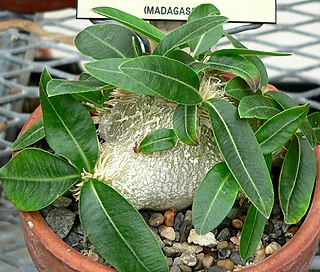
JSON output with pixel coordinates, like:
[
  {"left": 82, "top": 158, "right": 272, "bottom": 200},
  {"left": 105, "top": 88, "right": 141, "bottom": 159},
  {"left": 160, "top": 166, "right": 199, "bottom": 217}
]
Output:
[
  {"left": 217, "top": 228, "right": 231, "bottom": 241},
  {"left": 207, "top": 266, "right": 227, "bottom": 272},
  {"left": 179, "top": 264, "right": 192, "bottom": 272},
  {"left": 163, "top": 239, "right": 173, "bottom": 246},
  {"left": 180, "top": 252, "right": 197, "bottom": 266},
  {"left": 202, "top": 255, "right": 214, "bottom": 269},
  {"left": 287, "top": 225, "right": 299, "bottom": 235},
  {"left": 276, "top": 236, "right": 286, "bottom": 246},
  {"left": 155, "top": 235, "right": 165, "bottom": 248},
  {"left": 52, "top": 196, "right": 72, "bottom": 208},
  {"left": 159, "top": 226, "right": 176, "bottom": 241},
  {"left": 170, "top": 266, "right": 181, "bottom": 272},
  {"left": 232, "top": 219, "right": 243, "bottom": 229},
  {"left": 271, "top": 219, "right": 283, "bottom": 230},
  {"left": 254, "top": 248, "right": 266, "bottom": 263},
  {"left": 88, "top": 252, "right": 99, "bottom": 262},
  {"left": 217, "top": 241, "right": 229, "bottom": 250},
  {"left": 164, "top": 208, "right": 176, "bottom": 227},
  {"left": 219, "top": 217, "right": 232, "bottom": 229},
  {"left": 187, "top": 229, "right": 218, "bottom": 247},
  {"left": 167, "top": 257, "right": 173, "bottom": 267},
  {"left": 217, "top": 259, "right": 235, "bottom": 270},
  {"left": 173, "top": 257, "right": 182, "bottom": 266},
  {"left": 265, "top": 241, "right": 281, "bottom": 255},
  {"left": 46, "top": 208, "right": 76, "bottom": 239},
  {"left": 179, "top": 219, "right": 193, "bottom": 242},
  {"left": 174, "top": 213, "right": 184, "bottom": 230},
  {"left": 230, "top": 251, "right": 246, "bottom": 266},
  {"left": 171, "top": 242, "right": 203, "bottom": 254},
  {"left": 218, "top": 248, "right": 231, "bottom": 259},
  {"left": 230, "top": 236, "right": 240, "bottom": 246},
  {"left": 63, "top": 232, "right": 82, "bottom": 248},
  {"left": 228, "top": 241, "right": 236, "bottom": 251},
  {"left": 148, "top": 213, "right": 164, "bottom": 227}
]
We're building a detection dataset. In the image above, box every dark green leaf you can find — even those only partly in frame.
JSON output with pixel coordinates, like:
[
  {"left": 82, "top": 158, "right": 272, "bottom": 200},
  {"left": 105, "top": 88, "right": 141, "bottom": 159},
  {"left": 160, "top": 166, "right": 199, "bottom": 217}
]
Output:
[
  {"left": 238, "top": 95, "right": 281, "bottom": 119},
  {"left": 204, "top": 99, "right": 273, "bottom": 218},
  {"left": 265, "top": 91, "right": 316, "bottom": 149},
  {"left": 12, "top": 118, "right": 44, "bottom": 151},
  {"left": 189, "top": 62, "right": 209, "bottom": 74},
  {"left": 279, "top": 135, "right": 316, "bottom": 224},
  {"left": 211, "top": 48, "right": 291, "bottom": 57},
  {"left": 308, "top": 112, "right": 320, "bottom": 143},
  {"left": 165, "top": 49, "right": 194, "bottom": 65},
  {"left": 192, "top": 162, "right": 238, "bottom": 235},
  {"left": 173, "top": 105, "right": 198, "bottom": 146},
  {"left": 208, "top": 55, "right": 260, "bottom": 92},
  {"left": 79, "top": 179, "right": 168, "bottom": 272},
  {"left": 265, "top": 154, "right": 273, "bottom": 172},
  {"left": 139, "top": 128, "right": 177, "bottom": 153},
  {"left": 255, "top": 104, "right": 309, "bottom": 154},
  {"left": 75, "top": 24, "right": 142, "bottom": 60},
  {"left": 153, "top": 16, "right": 228, "bottom": 56},
  {"left": 92, "top": 7, "right": 165, "bottom": 42},
  {"left": 188, "top": 4, "right": 223, "bottom": 56},
  {"left": 72, "top": 91, "right": 104, "bottom": 108},
  {"left": 39, "top": 68, "right": 98, "bottom": 172},
  {"left": 85, "top": 58, "right": 157, "bottom": 96},
  {"left": 240, "top": 205, "right": 266, "bottom": 260},
  {"left": 79, "top": 72, "right": 109, "bottom": 86},
  {"left": 119, "top": 56, "right": 202, "bottom": 105},
  {"left": 224, "top": 77, "right": 255, "bottom": 101},
  {"left": 224, "top": 33, "right": 268, "bottom": 90},
  {"left": 0, "top": 148, "right": 80, "bottom": 211}
]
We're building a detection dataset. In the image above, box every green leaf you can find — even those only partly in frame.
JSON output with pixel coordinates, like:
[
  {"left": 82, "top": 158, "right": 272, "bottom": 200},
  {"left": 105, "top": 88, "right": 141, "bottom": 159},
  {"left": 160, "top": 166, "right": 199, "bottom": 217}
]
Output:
[
  {"left": 75, "top": 24, "right": 142, "bottom": 60},
  {"left": 224, "top": 33, "right": 268, "bottom": 91},
  {"left": 92, "top": 7, "right": 165, "bottom": 42},
  {"left": 255, "top": 104, "right": 309, "bottom": 155},
  {"left": 238, "top": 95, "right": 281, "bottom": 119},
  {"left": 192, "top": 162, "right": 238, "bottom": 235},
  {"left": 173, "top": 105, "right": 198, "bottom": 146},
  {"left": 207, "top": 54, "right": 261, "bottom": 92},
  {"left": 139, "top": 128, "right": 177, "bottom": 153},
  {"left": 79, "top": 72, "right": 109, "bottom": 86},
  {"left": 47, "top": 79, "right": 110, "bottom": 97},
  {"left": 12, "top": 118, "right": 45, "bottom": 151},
  {"left": 188, "top": 4, "right": 223, "bottom": 57},
  {"left": 165, "top": 49, "right": 194, "bottom": 65},
  {"left": 85, "top": 58, "right": 157, "bottom": 96},
  {"left": 72, "top": 92, "right": 104, "bottom": 108},
  {"left": 240, "top": 205, "right": 266, "bottom": 260},
  {"left": 266, "top": 91, "right": 317, "bottom": 149},
  {"left": 211, "top": 48, "right": 291, "bottom": 57},
  {"left": 0, "top": 148, "right": 80, "bottom": 211},
  {"left": 153, "top": 16, "right": 228, "bottom": 56},
  {"left": 79, "top": 179, "right": 168, "bottom": 272},
  {"left": 308, "top": 112, "right": 320, "bottom": 143},
  {"left": 279, "top": 135, "right": 316, "bottom": 224},
  {"left": 39, "top": 68, "right": 98, "bottom": 172},
  {"left": 224, "top": 77, "right": 255, "bottom": 101},
  {"left": 204, "top": 98, "right": 273, "bottom": 218},
  {"left": 119, "top": 56, "right": 203, "bottom": 105}
]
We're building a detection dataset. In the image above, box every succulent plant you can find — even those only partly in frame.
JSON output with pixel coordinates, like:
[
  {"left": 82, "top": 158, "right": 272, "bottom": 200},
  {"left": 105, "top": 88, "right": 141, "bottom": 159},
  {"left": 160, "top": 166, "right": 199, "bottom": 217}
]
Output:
[{"left": 0, "top": 4, "right": 319, "bottom": 272}]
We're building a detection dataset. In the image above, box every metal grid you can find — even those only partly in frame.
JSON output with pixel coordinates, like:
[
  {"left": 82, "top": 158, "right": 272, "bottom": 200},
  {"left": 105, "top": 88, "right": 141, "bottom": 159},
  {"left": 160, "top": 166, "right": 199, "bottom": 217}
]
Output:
[{"left": 0, "top": 0, "right": 319, "bottom": 271}]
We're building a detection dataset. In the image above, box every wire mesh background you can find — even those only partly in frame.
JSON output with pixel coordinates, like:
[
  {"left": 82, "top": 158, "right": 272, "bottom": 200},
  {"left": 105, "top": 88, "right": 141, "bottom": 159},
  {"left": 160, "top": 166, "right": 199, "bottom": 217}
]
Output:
[{"left": 0, "top": 0, "right": 319, "bottom": 270}]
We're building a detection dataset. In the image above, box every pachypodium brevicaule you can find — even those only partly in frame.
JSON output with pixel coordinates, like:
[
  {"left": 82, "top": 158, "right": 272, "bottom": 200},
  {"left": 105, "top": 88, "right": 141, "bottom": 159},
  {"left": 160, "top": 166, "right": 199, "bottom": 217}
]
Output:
[{"left": 0, "top": 4, "right": 319, "bottom": 272}]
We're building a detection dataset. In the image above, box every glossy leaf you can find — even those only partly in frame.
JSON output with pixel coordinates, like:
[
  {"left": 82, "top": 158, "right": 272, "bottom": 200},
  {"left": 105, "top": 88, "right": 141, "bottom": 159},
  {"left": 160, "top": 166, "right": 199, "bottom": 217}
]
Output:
[
  {"left": 279, "top": 135, "right": 316, "bottom": 224},
  {"left": 85, "top": 58, "right": 157, "bottom": 96},
  {"left": 47, "top": 79, "right": 110, "bottom": 97},
  {"left": 208, "top": 54, "right": 261, "bottom": 92},
  {"left": 240, "top": 205, "right": 266, "bottom": 260},
  {"left": 153, "top": 16, "right": 228, "bottom": 56},
  {"left": 188, "top": 4, "right": 223, "bottom": 56},
  {"left": 224, "top": 77, "right": 255, "bottom": 101},
  {"left": 238, "top": 95, "right": 281, "bottom": 119},
  {"left": 224, "top": 33, "right": 268, "bottom": 90},
  {"left": 72, "top": 91, "right": 104, "bottom": 108},
  {"left": 39, "top": 68, "right": 98, "bottom": 172},
  {"left": 211, "top": 48, "right": 291, "bottom": 57},
  {"left": 0, "top": 148, "right": 80, "bottom": 211},
  {"left": 204, "top": 98, "right": 273, "bottom": 218},
  {"left": 192, "top": 162, "right": 238, "bottom": 235},
  {"left": 92, "top": 7, "right": 165, "bottom": 42},
  {"left": 173, "top": 105, "right": 198, "bottom": 146},
  {"left": 12, "top": 118, "right": 44, "bottom": 151},
  {"left": 79, "top": 179, "right": 168, "bottom": 272},
  {"left": 308, "top": 112, "right": 320, "bottom": 143},
  {"left": 255, "top": 104, "right": 309, "bottom": 155},
  {"left": 75, "top": 24, "right": 142, "bottom": 60},
  {"left": 165, "top": 49, "right": 194, "bottom": 65},
  {"left": 139, "top": 128, "right": 177, "bottom": 153},
  {"left": 265, "top": 91, "right": 316, "bottom": 149},
  {"left": 119, "top": 56, "right": 202, "bottom": 105}
]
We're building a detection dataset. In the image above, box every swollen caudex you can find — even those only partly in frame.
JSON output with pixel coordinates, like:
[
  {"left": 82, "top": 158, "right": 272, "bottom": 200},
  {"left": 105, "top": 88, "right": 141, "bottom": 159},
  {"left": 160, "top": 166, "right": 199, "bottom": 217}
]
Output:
[{"left": 92, "top": 76, "right": 227, "bottom": 211}]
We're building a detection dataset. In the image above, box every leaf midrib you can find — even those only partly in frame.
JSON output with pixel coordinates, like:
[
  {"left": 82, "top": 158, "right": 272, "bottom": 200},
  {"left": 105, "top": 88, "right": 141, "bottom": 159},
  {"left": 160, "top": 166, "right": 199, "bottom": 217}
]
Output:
[
  {"left": 242, "top": 207, "right": 259, "bottom": 257},
  {"left": 13, "top": 126, "right": 44, "bottom": 148},
  {"left": 184, "top": 106, "right": 197, "bottom": 145},
  {"left": 2, "top": 174, "right": 80, "bottom": 183},
  {"left": 141, "top": 136, "right": 176, "bottom": 150}
]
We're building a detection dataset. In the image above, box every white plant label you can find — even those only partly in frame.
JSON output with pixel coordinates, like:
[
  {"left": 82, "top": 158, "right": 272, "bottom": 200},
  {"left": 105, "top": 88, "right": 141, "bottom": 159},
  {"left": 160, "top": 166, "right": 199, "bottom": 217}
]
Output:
[{"left": 77, "top": 0, "right": 276, "bottom": 23}]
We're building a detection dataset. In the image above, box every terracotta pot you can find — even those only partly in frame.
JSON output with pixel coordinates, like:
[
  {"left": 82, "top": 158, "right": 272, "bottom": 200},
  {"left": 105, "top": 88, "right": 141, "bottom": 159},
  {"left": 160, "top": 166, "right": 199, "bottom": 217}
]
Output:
[
  {"left": 2, "top": 0, "right": 76, "bottom": 13},
  {"left": 17, "top": 105, "right": 320, "bottom": 272}
]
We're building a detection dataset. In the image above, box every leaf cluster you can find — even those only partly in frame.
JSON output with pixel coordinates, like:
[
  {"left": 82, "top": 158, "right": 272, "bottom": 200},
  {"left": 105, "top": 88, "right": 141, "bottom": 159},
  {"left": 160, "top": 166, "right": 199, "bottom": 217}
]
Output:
[{"left": 0, "top": 4, "right": 318, "bottom": 270}]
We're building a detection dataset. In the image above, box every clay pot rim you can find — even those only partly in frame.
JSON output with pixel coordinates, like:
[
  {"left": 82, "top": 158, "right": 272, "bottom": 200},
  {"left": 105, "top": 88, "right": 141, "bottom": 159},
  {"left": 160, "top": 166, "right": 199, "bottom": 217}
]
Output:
[{"left": 18, "top": 105, "right": 320, "bottom": 271}]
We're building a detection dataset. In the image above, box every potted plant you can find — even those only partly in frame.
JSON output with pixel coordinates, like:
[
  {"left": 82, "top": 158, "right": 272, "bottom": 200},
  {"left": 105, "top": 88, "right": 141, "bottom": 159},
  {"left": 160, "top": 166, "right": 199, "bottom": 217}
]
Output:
[{"left": 1, "top": 4, "right": 320, "bottom": 272}]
